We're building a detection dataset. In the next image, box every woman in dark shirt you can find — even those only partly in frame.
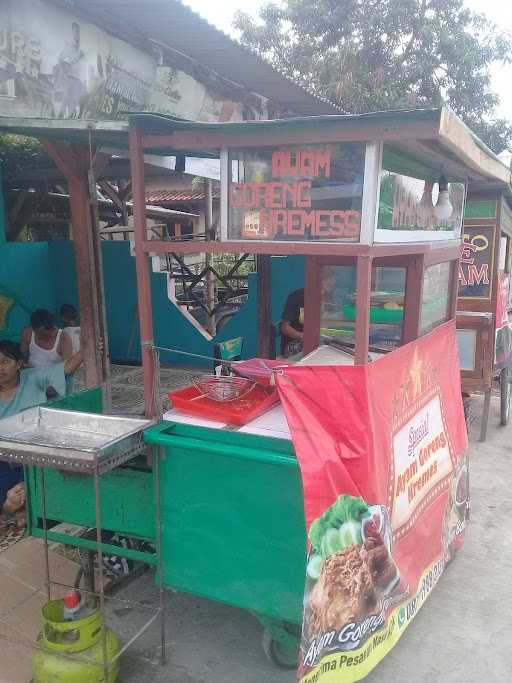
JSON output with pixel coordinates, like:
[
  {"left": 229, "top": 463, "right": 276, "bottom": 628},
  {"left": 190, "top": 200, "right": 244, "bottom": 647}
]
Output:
[
  {"left": 280, "top": 289, "right": 305, "bottom": 357},
  {"left": 280, "top": 270, "right": 335, "bottom": 357}
]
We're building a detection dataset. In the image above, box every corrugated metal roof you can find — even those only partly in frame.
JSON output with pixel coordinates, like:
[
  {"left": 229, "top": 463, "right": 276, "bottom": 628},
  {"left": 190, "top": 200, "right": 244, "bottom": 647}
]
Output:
[
  {"left": 0, "top": 116, "right": 129, "bottom": 148},
  {"left": 2, "top": 108, "right": 509, "bottom": 189},
  {"left": 129, "top": 107, "right": 512, "bottom": 186},
  {"left": 145, "top": 189, "right": 220, "bottom": 203},
  {"left": 130, "top": 107, "right": 443, "bottom": 136},
  {"left": 0, "top": 108, "right": 442, "bottom": 150},
  {"left": 60, "top": 0, "right": 339, "bottom": 116}
]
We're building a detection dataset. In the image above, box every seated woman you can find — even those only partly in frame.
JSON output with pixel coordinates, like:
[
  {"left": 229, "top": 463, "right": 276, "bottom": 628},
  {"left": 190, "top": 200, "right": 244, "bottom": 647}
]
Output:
[
  {"left": 0, "top": 340, "right": 83, "bottom": 516},
  {"left": 20, "top": 309, "right": 72, "bottom": 368}
]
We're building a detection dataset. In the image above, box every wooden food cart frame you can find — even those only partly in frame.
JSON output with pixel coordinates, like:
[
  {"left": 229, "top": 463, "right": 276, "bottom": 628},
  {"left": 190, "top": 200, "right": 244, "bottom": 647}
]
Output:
[
  {"left": 127, "top": 107, "right": 509, "bottom": 418},
  {"left": 458, "top": 190, "right": 512, "bottom": 440}
]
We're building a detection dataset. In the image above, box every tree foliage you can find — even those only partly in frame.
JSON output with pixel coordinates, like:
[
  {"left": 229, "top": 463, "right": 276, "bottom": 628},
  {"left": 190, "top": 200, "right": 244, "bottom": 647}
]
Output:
[
  {"left": 0, "top": 135, "right": 48, "bottom": 178},
  {"left": 235, "top": 0, "right": 512, "bottom": 152}
]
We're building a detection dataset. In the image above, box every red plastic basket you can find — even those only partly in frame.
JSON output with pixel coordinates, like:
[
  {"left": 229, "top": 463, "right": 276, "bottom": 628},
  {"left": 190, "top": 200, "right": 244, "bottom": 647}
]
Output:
[{"left": 168, "top": 383, "right": 280, "bottom": 426}]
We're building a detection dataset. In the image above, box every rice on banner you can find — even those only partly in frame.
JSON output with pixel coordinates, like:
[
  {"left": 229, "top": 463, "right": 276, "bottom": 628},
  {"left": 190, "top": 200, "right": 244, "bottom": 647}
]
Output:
[{"left": 275, "top": 322, "right": 469, "bottom": 682}]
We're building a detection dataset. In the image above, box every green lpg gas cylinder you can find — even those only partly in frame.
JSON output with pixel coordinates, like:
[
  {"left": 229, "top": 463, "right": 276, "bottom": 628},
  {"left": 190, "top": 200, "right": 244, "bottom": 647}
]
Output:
[{"left": 33, "top": 599, "right": 120, "bottom": 683}]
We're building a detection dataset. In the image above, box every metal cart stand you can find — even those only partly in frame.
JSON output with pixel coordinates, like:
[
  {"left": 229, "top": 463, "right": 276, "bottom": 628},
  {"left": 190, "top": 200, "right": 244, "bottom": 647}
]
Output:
[{"left": 0, "top": 406, "right": 164, "bottom": 679}]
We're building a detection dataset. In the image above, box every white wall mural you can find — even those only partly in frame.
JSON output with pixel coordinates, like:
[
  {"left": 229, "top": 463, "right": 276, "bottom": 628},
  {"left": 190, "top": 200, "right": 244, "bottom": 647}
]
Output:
[{"left": 0, "top": 0, "right": 248, "bottom": 121}]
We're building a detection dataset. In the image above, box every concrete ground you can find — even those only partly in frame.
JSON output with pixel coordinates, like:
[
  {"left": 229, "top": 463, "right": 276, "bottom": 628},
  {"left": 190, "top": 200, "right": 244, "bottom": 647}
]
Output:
[
  {"left": 0, "top": 389, "right": 510, "bottom": 682},
  {"left": 106, "top": 392, "right": 512, "bottom": 683}
]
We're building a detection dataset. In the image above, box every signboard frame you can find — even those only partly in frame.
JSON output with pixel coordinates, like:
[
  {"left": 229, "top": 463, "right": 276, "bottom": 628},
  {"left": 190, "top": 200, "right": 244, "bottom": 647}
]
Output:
[{"left": 458, "top": 223, "right": 497, "bottom": 302}]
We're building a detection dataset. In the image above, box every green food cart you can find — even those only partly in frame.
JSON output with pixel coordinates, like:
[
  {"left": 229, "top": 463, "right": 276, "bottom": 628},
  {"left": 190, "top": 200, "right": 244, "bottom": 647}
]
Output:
[
  {"left": 27, "top": 386, "right": 306, "bottom": 666},
  {"left": 23, "top": 107, "right": 511, "bottom": 669}
]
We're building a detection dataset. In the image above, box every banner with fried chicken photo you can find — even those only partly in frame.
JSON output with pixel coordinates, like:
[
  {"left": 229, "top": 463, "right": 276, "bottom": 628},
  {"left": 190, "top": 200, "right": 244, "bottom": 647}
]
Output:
[{"left": 276, "top": 322, "right": 469, "bottom": 682}]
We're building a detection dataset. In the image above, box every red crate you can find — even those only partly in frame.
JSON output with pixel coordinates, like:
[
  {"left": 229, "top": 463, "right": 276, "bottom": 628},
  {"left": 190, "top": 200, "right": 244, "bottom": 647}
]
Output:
[{"left": 168, "top": 383, "right": 280, "bottom": 426}]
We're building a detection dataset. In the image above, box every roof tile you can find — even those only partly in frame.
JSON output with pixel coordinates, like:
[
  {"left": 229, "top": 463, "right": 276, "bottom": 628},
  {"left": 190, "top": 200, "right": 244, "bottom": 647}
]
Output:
[{"left": 145, "top": 189, "right": 220, "bottom": 203}]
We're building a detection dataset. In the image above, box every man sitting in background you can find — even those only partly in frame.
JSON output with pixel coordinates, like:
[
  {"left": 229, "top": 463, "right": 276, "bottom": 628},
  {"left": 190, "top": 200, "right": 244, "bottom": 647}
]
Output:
[
  {"left": 280, "top": 269, "right": 335, "bottom": 357},
  {"left": 20, "top": 309, "right": 72, "bottom": 369}
]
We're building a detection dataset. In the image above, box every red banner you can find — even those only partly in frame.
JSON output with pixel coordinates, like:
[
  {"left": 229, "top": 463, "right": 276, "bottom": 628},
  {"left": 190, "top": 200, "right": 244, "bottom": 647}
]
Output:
[
  {"left": 495, "top": 272, "right": 512, "bottom": 368},
  {"left": 495, "top": 272, "right": 509, "bottom": 331},
  {"left": 276, "top": 322, "right": 468, "bottom": 682}
]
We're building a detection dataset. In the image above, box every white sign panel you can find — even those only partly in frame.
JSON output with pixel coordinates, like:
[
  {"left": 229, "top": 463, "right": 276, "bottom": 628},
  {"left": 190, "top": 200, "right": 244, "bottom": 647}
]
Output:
[{"left": 391, "top": 395, "right": 454, "bottom": 532}]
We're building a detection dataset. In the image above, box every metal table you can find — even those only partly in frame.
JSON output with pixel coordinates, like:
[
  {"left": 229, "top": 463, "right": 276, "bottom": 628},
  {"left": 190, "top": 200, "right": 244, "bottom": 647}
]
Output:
[{"left": 0, "top": 406, "right": 163, "bottom": 677}]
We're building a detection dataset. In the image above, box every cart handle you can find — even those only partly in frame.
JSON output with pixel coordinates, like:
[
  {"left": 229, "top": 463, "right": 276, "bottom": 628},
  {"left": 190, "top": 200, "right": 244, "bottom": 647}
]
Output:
[{"left": 144, "top": 424, "right": 299, "bottom": 469}]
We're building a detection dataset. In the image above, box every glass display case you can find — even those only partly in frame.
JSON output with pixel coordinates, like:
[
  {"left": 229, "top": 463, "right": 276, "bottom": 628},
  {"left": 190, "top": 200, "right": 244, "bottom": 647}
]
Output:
[
  {"left": 375, "top": 146, "right": 466, "bottom": 243},
  {"left": 225, "top": 141, "right": 468, "bottom": 246},
  {"left": 228, "top": 143, "right": 365, "bottom": 241},
  {"left": 319, "top": 265, "right": 406, "bottom": 351},
  {"left": 420, "top": 262, "right": 452, "bottom": 334},
  {"left": 128, "top": 106, "right": 500, "bottom": 397}
]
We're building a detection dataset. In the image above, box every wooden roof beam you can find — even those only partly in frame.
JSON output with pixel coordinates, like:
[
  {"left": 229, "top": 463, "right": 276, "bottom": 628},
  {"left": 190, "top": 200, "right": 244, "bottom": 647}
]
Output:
[
  {"left": 141, "top": 120, "right": 440, "bottom": 152},
  {"left": 141, "top": 238, "right": 461, "bottom": 258}
]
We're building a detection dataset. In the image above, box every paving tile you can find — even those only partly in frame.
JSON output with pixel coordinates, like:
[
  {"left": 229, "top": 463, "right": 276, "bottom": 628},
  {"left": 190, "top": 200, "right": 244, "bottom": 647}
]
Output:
[
  {"left": 0, "top": 576, "right": 35, "bottom": 616},
  {"left": 0, "top": 633, "right": 34, "bottom": 683},
  {"left": 2, "top": 592, "right": 46, "bottom": 642}
]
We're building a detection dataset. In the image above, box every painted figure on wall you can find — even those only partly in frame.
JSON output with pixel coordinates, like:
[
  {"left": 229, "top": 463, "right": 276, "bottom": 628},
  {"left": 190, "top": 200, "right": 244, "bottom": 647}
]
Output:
[{"left": 53, "top": 22, "right": 86, "bottom": 117}]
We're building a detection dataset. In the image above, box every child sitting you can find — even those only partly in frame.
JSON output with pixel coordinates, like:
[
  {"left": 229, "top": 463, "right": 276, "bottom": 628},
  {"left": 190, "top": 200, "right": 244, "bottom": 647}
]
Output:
[{"left": 60, "top": 304, "right": 81, "bottom": 354}]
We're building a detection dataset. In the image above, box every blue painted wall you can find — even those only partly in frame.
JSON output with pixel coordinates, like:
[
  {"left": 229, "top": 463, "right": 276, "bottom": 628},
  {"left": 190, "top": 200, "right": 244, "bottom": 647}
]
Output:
[
  {"left": 0, "top": 242, "right": 55, "bottom": 341},
  {"left": 1, "top": 150, "right": 304, "bottom": 359},
  {"left": 46, "top": 241, "right": 305, "bottom": 366},
  {"left": 0, "top": 165, "right": 6, "bottom": 245}
]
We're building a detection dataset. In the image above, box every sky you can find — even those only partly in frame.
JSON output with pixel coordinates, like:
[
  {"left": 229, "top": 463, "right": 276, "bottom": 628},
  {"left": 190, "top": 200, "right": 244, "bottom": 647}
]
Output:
[{"left": 184, "top": 0, "right": 512, "bottom": 120}]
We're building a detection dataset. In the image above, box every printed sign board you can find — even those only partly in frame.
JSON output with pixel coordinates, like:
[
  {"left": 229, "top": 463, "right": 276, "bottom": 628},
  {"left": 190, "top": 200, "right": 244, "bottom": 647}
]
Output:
[{"left": 276, "top": 323, "right": 468, "bottom": 682}]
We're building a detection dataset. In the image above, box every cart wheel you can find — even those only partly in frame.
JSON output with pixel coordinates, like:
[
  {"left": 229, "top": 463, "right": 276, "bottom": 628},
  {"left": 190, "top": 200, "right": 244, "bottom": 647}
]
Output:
[
  {"left": 500, "top": 366, "right": 511, "bottom": 426},
  {"left": 262, "top": 629, "right": 298, "bottom": 670}
]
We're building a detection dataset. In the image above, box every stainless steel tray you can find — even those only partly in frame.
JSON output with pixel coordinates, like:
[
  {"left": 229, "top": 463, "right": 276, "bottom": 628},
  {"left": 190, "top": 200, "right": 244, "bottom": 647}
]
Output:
[{"left": 0, "top": 407, "right": 156, "bottom": 474}]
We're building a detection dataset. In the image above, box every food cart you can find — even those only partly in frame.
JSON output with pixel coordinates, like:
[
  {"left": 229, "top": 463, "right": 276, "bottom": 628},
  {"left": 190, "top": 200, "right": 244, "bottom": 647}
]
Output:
[
  {"left": 21, "top": 107, "right": 510, "bottom": 673},
  {"left": 457, "top": 191, "right": 512, "bottom": 440}
]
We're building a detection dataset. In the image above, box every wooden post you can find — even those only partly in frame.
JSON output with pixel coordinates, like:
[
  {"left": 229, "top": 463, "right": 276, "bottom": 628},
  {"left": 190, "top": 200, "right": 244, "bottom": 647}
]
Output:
[
  {"left": 129, "top": 126, "right": 156, "bottom": 418},
  {"left": 257, "top": 255, "right": 272, "bottom": 357},
  {"left": 480, "top": 388, "right": 492, "bottom": 442},
  {"left": 42, "top": 140, "right": 108, "bottom": 389},
  {"left": 402, "top": 255, "right": 425, "bottom": 344},
  {"left": 68, "top": 176, "right": 103, "bottom": 387},
  {"left": 205, "top": 179, "right": 217, "bottom": 337},
  {"left": 355, "top": 255, "right": 372, "bottom": 364},
  {"left": 304, "top": 256, "right": 321, "bottom": 354},
  {"left": 87, "top": 165, "right": 113, "bottom": 410},
  {"left": 448, "top": 258, "right": 459, "bottom": 320}
]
